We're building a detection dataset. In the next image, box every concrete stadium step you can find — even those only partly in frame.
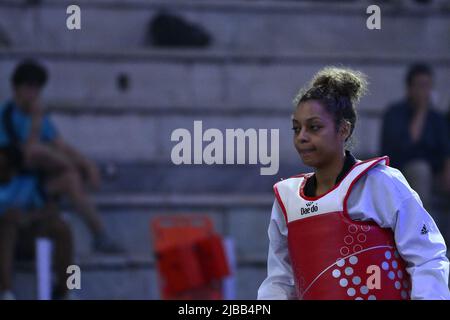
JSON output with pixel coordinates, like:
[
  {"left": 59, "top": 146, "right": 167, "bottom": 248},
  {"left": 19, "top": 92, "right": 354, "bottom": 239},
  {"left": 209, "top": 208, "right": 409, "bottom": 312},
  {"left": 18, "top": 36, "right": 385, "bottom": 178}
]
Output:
[
  {"left": 49, "top": 113, "right": 304, "bottom": 162},
  {"left": 13, "top": 255, "right": 160, "bottom": 299},
  {"left": 44, "top": 193, "right": 271, "bottom": 299},
  {"left": 47, "top": 112, "right": 387, "bottom": 162},
  {"left": 13, "top": 258, "right": 266, "bottom": 300},
  {"left": 64, "top": 193, "right": 273, "bottom": 260},
  {"left": 2, "top": 51, "right": 448, "bottom": 160},
  {"left": 1, "top": 50, "right": 450, "bottom": 115},
  {"left": 95, "top": 163, "right": 309, "bottom": 194},
  {"left": 12, "top": 192, "right": 447, "bottom": 300},
  {"left": 14, "top": 190, "right": 275, "bottom": 300},
  {"left": 67, "top": 191, "right": 449, "bottom": 258},
  {"left": 1, "top": 0, "right": 449, "bottom": 55},
  {"left": 13, "top": 211, "right": 269, "bottom": 300}
]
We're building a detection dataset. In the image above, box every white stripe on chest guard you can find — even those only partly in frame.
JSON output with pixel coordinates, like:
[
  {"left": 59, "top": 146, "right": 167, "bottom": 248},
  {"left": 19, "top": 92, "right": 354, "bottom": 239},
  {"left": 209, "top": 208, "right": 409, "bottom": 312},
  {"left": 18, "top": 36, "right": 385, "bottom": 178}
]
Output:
[{"left": 276, "top": 158, "right": 386, "bottom": 223}]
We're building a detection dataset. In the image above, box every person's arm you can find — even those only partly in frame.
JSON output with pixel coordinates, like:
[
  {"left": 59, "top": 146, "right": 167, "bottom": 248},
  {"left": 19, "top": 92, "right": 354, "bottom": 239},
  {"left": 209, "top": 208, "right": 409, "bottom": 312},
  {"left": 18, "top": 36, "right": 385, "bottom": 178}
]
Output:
[
  {"left": 257, "top": 200, "right": 297, "bottom": 300},
  {"left": 51, "top": 137, "right": 100, "bottom": 188},
  {"left": 51, "top": 138, "right": 101, "bottom": 189},
  {"left": 25, "top": 101, "right": 44, "bottom": 148},
  {"left": 392, "top": 193, "right": 450, "bottom": 299},
  {"left": 365, "top": 167, "right": 450, "bottom": 300},
  {"left": 51, "top": 138, "right": 88, "bottom": 167},
  {"left": 350, "top": 166, "right": 450, "bottom": 299}
]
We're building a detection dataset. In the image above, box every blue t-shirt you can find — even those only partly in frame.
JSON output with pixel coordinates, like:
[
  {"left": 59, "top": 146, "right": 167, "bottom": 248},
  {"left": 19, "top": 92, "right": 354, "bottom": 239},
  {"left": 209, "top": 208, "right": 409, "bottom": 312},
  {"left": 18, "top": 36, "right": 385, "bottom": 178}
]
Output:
[
  {"left": 0, "top": 175, "right": 45, "bottom": 215},
  {"left": 0, "top": 100, "right": 58, "bottom": 146}
]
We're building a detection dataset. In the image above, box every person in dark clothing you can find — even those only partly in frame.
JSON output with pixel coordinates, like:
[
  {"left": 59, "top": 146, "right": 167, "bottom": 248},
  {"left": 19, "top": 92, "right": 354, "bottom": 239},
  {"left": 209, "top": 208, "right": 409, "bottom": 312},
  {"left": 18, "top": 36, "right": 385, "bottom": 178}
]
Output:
[{"left": 381, "top": 63, "right": 450, "bottom": 208}]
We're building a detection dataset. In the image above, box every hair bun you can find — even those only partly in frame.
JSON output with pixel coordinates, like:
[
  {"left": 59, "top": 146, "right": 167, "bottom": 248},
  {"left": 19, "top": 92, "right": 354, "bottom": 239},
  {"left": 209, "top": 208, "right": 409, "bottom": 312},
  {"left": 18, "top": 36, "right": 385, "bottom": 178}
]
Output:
[{"left": 311, "top": 67, "right": 368, "bottom": 102}]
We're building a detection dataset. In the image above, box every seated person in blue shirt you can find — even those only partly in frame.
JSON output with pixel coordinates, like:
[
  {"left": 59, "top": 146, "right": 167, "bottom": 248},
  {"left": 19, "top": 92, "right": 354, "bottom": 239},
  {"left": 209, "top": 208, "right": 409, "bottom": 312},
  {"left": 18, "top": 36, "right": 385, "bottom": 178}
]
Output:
[
  {"left": 381, "top": 63, "right": 450, "bottom": 209},
  {"left": 0, "top": 146, "right": 74, "bottom": 300},
  {"left": 0, "top": 60, "right": 120, "bottom": 252}
]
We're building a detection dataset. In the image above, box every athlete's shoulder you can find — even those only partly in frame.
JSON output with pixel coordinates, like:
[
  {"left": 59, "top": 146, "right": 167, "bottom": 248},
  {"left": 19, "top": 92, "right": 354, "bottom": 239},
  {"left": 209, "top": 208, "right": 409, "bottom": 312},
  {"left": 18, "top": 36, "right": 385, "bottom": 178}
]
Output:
[
  {"left": 273, "top": 172, "right": 310, "bottom": 189},
  {"left": 366, "top": 159, "right": 403, "bottom": 179},
  {"left": 364, "top": 160, "right": 415, "bottom": 199}
]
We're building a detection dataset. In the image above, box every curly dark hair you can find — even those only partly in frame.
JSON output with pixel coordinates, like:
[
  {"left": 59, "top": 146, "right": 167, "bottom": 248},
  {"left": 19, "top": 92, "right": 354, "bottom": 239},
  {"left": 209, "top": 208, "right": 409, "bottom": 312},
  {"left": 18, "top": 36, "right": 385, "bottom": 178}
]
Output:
[{"left": 293, "top": 67, "right": 368, "bottom": 142}]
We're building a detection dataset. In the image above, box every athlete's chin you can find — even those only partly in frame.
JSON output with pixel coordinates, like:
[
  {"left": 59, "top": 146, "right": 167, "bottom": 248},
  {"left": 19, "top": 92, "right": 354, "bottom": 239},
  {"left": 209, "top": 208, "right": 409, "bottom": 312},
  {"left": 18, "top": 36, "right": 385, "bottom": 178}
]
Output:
[{"left": 299, "top": 154, "right": 319, "bottom": 167}]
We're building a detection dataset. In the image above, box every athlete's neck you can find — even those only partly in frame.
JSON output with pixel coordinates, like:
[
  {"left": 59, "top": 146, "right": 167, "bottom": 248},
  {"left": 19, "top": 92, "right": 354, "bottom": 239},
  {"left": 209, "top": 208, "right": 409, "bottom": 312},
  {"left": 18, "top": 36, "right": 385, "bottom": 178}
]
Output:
[{"left": 314, "top": 152, "right": 346, "bottom": 195}]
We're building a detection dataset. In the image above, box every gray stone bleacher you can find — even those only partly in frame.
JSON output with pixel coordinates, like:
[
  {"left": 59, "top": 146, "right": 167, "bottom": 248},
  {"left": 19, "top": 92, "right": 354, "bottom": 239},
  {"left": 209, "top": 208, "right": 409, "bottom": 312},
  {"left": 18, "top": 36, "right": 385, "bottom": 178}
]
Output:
[
  {"left": 13, "top": 193, "right": 273, "bottom": 299},
  {"left": 1, "top": 0, "right": 450, "bottom": 299},
  {"left": 2, "top": 0, "right": 450, "bottom": 54},
  {"left": 1, "top": 50, "right": 449, "bottom": 161}
]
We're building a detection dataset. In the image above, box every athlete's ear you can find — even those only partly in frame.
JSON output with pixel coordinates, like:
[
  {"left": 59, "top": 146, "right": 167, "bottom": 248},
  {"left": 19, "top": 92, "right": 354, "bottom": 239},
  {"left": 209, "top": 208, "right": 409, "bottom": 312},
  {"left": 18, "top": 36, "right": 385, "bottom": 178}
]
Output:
[{"left": 338, "top": 120, "right": 351, "bottom": 141}]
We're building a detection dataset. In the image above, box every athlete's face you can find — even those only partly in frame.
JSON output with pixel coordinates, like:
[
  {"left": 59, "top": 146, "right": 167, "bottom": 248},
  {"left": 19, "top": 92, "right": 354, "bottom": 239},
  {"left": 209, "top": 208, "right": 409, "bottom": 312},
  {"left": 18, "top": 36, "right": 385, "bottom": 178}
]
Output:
[{"left": 292, "top": 100, "right": 349, "bottom": 169}]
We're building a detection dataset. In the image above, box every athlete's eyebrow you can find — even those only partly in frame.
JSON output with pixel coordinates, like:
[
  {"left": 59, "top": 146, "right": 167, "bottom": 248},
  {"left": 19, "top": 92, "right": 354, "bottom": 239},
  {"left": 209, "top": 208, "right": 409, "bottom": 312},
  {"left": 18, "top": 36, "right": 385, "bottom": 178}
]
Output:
[
  {"left": 305, "top": 116, "right": 322, "bottom": 122},
  {"left": 292, "top": 116, "right": 322, "bottom": 124}
]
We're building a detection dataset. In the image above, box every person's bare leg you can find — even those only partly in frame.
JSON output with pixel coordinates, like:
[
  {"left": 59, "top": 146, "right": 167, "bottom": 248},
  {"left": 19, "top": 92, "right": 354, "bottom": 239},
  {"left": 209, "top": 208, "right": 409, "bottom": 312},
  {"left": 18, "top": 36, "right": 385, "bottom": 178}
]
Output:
[
  {"left": 23, "top": 143, "right": 73, "bottom": 174},
  {"left": 45, "top": 165, "right": 121, "bottom": 253},
  {"left": 0, "top": 210, "right": 19, "bottom": 292},
  {"left": 23, "top": 143, "right": 106, "bottom": 238},
  {"left": 46, "top": 169, "right": 104, "bottom": 236}
]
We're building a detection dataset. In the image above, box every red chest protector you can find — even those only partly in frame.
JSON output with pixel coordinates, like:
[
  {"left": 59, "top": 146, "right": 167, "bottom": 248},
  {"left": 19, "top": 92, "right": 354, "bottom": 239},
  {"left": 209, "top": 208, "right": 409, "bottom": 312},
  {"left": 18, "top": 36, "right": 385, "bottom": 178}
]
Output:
[{"left": 274, "top": 157, "right": 411, "bottom": 300}]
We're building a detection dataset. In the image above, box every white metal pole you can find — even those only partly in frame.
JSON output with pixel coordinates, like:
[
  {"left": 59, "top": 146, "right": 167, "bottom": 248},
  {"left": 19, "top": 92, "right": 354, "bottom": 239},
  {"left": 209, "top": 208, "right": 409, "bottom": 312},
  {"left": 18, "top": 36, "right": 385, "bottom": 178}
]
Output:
[{"left": 36, "top": 238, "right": 53, "bottom": 300}]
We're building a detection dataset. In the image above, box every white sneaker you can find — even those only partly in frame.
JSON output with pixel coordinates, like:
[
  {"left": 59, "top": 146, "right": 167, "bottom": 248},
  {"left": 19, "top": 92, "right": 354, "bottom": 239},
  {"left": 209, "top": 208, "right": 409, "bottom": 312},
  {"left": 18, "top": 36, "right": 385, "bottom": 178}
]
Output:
[{"left": 0, "top": 291, "right": 16, "bottom": 300}]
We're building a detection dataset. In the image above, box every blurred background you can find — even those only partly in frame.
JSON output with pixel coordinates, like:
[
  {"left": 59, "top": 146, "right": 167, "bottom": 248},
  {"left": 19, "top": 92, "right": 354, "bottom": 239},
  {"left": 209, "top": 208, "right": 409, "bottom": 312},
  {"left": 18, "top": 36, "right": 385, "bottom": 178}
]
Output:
[{"left": 0, "top": 0, "right": 449, "bottom": 299}]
